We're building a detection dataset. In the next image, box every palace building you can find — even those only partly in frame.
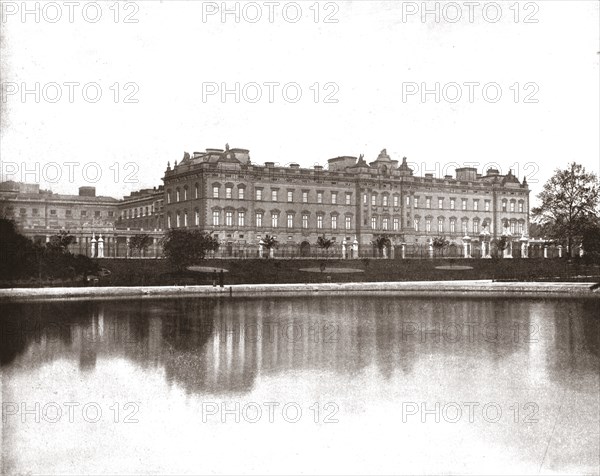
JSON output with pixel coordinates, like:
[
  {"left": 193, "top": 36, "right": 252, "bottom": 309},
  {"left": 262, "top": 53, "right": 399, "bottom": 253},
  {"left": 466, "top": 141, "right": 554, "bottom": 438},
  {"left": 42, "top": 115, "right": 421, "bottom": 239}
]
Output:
[
  {"left": 162, "top": 145, "right": 530, "bottom": 257},
  {"left": 1, "top": 145, "right": 530, "bottom": 258}
]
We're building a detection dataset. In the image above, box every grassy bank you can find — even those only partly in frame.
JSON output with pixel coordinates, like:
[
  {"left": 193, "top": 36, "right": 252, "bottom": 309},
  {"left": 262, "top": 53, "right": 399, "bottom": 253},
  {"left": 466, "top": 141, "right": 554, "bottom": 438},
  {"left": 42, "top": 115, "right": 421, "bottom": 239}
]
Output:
[
  {"left": 78, "top": 257, "right": 600, "bottom": 287},
  {"left": 3, "top": 257, "right": 599, "bottom": 288}
]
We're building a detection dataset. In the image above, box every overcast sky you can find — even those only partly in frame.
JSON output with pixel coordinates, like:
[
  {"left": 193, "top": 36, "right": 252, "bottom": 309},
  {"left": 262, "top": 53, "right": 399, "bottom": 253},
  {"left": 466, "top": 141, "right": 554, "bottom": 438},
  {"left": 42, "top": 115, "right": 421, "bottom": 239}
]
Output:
[{"left": 1, "top": 0, "right": 598, "bottom": 202}]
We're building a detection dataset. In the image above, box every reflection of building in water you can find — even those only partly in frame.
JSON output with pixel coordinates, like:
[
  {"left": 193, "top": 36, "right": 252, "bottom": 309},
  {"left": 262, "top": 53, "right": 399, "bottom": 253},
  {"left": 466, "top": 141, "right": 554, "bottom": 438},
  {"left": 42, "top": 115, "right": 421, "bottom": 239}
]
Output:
[{"left": 1, "top": 298, "right": 598, "bottom": 396}]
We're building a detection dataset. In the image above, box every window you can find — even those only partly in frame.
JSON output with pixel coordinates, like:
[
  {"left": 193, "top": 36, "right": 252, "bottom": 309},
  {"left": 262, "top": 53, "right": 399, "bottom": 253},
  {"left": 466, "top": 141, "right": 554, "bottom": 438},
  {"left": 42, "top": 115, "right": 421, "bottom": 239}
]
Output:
[
  {"left": 145, "top": 206, "right": 149, "bottom": 216},
  {"left": 438, "top": 198, "right": 443, "bottom": 209},
  {"left": 438, "top": 218, "right": 444, "bottom": 233},
  {"left": 426, "top": 198, "right": 431, "bottom": 209},
  {"left": 176, "top": 189, "right": 181, "bottom": 202},
  {"left": 345, "top": 216, "right": 351, "bottom": 230},
  {"left": 414, "top": 218, "right": 420, "bottom": 232},
  {"left": 167, "top": 191, "right": 172, "bottom": 204},
  {"left": 80, "top": 210, "right": 86, "bottom": 217},
  {"left": 183, "top": 187, "right": 188, "bottom": 200},
  {"left": 302, "top": 214, "right": 309, "bottom": 229},
  {"left": 195, "top": 184, "right": 199, "bottom": 199},
  {"left": 450, "top": 219, "right": 456, "bottom": 233},
  {"left": 345, "top": 193, "right": 351, "bottom": 205},
  {"left": 271, "top": 190, "right": 278, "bottom": 202},
  {"left": 331, "top": 192, "right": 338, "bottom": 205},
  {"left": 371, "top": 217, "right": 377, "bottom": 230},
  {"left": 393, "top": 218, "right": 399, "bottom": 231},
  {"left": 383, "top": 195, "right": 389, "bottom": 207},
  {"left": 363, "top": 194, "right": 368, "bottom": 205},
  {"left": 195, "top": 210, "right": 200, "bottom": 226},
  {"left": 238, "top": 211, "right": 245, "bottom": 227},
  {"left": 414, "top": 197, "right": 419, "bottom": 208},
  {"left": 287, "top": 213, "right": 293, "bottom": 228},
  {"left": 212, "top": 211, "right": 219, "bottom": 226},
  {"left": 287, "top": 190, "right": 293, "bottom": 202},
  {"left": 184, "top": 211, "right": 188, "bottom": 227},
  {"left": 49, "top": 209, "right": 56, "bottom": 216},
  {"left": 331, "top": 215, "right": 338, "bottom": 230},
  {"left": 518, "top": 202, "right": 524, "bottom": 213},
  {"left": 510, "top": 201, "right": 515, "bottom": 212},
  {"left": 382, "top": 217, "right": 389, "bottom": 230},
  {"left": 393, "top": 195, "right": 399, "bottom": 207},
  {"left": 226, "top": 187, "right": 232, "bottom": 199},
  {"left": 66, "top": 210, "right": 72, "bottom": 216},
  {"left": 462, "top": 199, "right": 467, "bottom": 211},
  {"left": 176, "top": 212, "right": 181, "bottom": 227},
  {"left": 473, "top": 220, "right": 479, "bottom": 234},
  {"left": 426, "top": 218, "right": 432, "bottom": 233},
  {"left": 450, "top": 199, "right": 456, "bottom": 210},
  {"left": 271, "top": 213, "right": 279, "bottom": 228},
  {"left": 502, "top": 200, "right": 507, "bottom": 212},
  {"left": 473, "top": 200, "right": 479, "bottom": 211},
  {"left": 167, "top": 214, "right": 171, "bottom": 228},
  {"left": 226, "top": 211, "right": 233, "bottom": 226},
  {"left": 256, "top": 189, "right": 263, "bottom": 201},
  {"left": 317, "top": 192, "right": 323, "bottom": 204},
  {"left": 462, "top": 220, "right": 468, "bottom": 234},
  {"left": 95, "top": 211, "right": 101, "bottom": 218},
  {"left": 406, "top": 196, "right": 411, "bottom": 206},
  {"left": 510, "top": 221, "right": 516, "bottom": 234},
  {"left": 518, "top": 222, "right": 524, "bottom": 234},
  {"left": 317, "top": 214, "right": 323, "bottom": 229},
  {"left": 302, "top": 191, "right": 308, "bottom": 203},
  {"left": 485, "top": 201, "right": 490, "bottom": 212},
  {"left": 256, "top": 212, "right": 263, "bottom": 227},
  {"left": 371, "top": 195, "right": 377, "bottom": 207},
  {"left": 212, "top": 186, "right": 219, "bottom": 199}
]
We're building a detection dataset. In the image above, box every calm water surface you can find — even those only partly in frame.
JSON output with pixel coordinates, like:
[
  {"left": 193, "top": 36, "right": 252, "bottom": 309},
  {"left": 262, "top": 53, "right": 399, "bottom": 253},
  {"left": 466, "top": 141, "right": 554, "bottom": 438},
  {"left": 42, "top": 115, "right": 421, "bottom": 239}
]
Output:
[{"left": 1, "top": 297, "right": 599, "bottom": 475}]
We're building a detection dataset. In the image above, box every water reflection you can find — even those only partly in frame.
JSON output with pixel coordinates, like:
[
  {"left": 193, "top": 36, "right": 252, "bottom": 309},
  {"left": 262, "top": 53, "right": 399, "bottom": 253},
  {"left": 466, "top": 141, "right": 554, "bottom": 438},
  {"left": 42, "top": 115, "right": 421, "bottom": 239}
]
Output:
[{"left": 1, "top": 297, "right": 598, "bottom": 475}]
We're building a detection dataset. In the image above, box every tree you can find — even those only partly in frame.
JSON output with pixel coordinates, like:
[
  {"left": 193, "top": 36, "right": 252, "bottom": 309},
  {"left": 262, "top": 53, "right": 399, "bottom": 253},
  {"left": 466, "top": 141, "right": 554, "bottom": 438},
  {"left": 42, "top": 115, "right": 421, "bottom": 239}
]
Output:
[
  {"left": 47, "top": 230, "right": 75, "bottom": 254},
  {"left": 0, "top": 218, "right": 40, "bottom": 280},
  {"left": 581, "top": 219, "right": 600, "bottom": 263},
  {"left": 494, "top": 236, "right": 508, "bottom": 259},
  {"left": 129, "top": 234, "right": 152, "bottom": 257},
  {"left": 372, "top": 234, "right": 391, "bottom": 257},
  {"left": 163, "top": 229, "right": 219, "bottom": 270},
  {"left": 432, "top": 236, "right": 450, "bottom": 257},
  {"left": 261, "top": 234, "right": 278, "bottom": 258},
  {"left": 316, "top": 235, "right": 334, "bottom": 256},
  {"left": 532, "top": 162, "right": 600, "bottom": 254}
]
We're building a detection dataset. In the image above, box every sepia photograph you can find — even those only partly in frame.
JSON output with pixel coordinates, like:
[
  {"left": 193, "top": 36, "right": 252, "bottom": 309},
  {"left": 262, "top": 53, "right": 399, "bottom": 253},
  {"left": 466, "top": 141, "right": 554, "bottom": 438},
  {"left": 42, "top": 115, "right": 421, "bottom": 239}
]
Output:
[{"left": 0, "top": 1, "right": 599, "bottom": 475}]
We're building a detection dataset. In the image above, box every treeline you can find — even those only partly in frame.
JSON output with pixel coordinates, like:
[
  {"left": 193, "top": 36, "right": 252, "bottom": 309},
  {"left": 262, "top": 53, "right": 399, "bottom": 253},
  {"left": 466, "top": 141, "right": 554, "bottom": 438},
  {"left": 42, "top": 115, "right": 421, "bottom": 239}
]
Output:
[{"left": 0, "top": 219, "right": 98, "bottom": 283}]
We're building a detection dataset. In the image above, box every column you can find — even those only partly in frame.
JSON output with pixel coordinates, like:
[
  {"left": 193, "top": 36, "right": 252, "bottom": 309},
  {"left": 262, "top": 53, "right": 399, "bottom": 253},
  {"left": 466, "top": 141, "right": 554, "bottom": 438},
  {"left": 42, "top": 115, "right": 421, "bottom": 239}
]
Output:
[
  {"left": 520, "top": 238, "right": 529, "bottom": 258},
  {"left": 463, "top": 236, "right": 471, "bottom": 258},
  {"left": 259, "top": 240, "right": 264, "bottom": 258},
  {"left": 543, "top": 245, "right": 548, "bottom": 259},
  {"left": 401, "top": 243, "right": 406, "bottom": 259},
  {"left": 428, "top": 239, "right": 433, "bottom": 259},
  {"left": 341, "top": 239, "right": 346, "bottom": 259},
  {"left": 91, "top": 233, "right": 97, "bottom": 258},
  {"left": 353, "top": 237, "right": 359, "bottom": 259},
  {"left": 97, "top": 234, "right": 104, "bottom": 258},
  {"left": 557, "top": 245, "right": 563, "bottom": 258}
]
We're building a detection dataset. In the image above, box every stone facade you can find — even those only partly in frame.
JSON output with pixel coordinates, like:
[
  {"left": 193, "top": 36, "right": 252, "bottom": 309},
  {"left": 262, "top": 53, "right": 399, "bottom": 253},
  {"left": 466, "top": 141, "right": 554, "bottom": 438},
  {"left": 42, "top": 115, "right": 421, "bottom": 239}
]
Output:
[
  {"left": 162, "top": 146, "right": 530, "bottom": 256},
  {"left": 0, "top": 146, "right": 530, "bottom": 258}
]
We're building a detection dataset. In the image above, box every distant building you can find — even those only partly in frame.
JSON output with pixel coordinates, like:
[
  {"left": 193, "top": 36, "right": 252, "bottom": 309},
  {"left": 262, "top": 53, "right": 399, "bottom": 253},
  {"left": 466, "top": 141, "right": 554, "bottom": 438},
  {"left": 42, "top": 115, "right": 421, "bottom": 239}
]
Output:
[
  {"left": 0, "top": 145, "right": 531, "bottom": 258},
  {"left": 162, "top": 146, "right": 530, "bottom": 257},
  {"left": 0, "top": 181, "right": 163, "bottom": 257}
]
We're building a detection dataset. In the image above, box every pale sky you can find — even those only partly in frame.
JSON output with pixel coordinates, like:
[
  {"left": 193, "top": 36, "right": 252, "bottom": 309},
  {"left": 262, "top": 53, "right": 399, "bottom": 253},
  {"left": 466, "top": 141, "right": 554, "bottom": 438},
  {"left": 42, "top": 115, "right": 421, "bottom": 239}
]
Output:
[{"left": 0, "top": 0, "right": 598, "bottom": 203}]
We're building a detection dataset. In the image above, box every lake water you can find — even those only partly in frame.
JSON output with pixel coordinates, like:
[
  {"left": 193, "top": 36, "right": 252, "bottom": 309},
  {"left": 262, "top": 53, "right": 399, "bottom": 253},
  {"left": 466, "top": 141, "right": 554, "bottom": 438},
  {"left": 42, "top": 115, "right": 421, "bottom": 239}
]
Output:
[{"left": 1, "top": 296, "right": 598, "bottom": 475}]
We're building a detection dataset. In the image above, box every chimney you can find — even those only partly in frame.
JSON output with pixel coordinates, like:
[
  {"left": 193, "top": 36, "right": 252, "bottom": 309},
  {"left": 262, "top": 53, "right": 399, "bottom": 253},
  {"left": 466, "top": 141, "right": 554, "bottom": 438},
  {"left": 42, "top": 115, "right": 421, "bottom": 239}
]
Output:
[{"left": 79, "top": 186, "right": 96, "bottom": 197}]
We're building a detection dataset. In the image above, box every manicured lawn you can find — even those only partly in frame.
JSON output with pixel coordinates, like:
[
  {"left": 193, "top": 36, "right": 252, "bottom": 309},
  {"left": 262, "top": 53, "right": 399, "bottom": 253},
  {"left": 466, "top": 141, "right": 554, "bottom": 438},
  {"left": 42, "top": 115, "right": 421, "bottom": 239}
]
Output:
[{"left": 90, "top": 257, "right": 600, "bottom": 287}]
